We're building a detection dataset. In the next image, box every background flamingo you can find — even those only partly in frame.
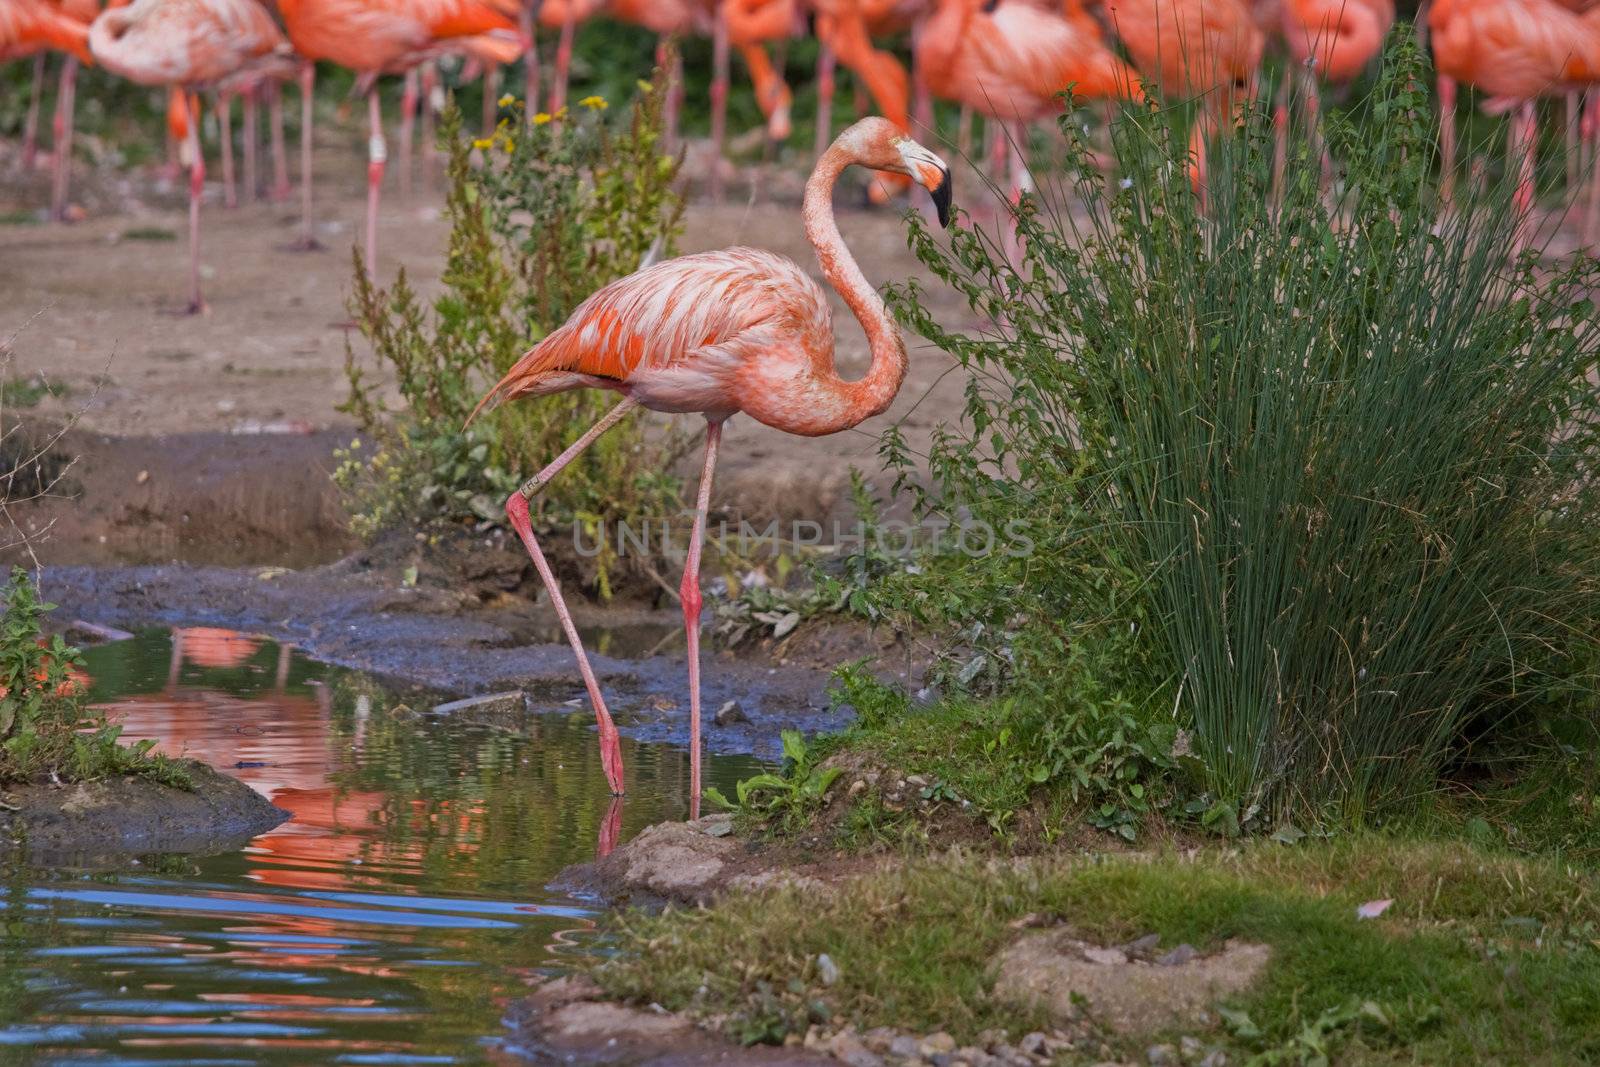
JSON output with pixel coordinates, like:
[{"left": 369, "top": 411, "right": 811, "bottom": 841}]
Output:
[
  {"left": 1429, "top": 0, "right": 1600, "bottom": 248},
  {"left": 1, "top": 0, "right": 93, "bottom": 220},
  {"left": 466, "top": 116, "right": 951, "bottom": 814},
  {"left": 918, "top": 0, "right": 1141, "bottom": 213},
  {"left": 89, "top": 0, "right": 294, "bottom": 312},
  {"left": 1105, "top": 0, "right": 1265, "bottom": 198},
  {"left": 811, "top": 0, "right": 916, "bottom": 202},
  {"left": 274, "top": 0, "right": 523, "bottom": 270},
  {"left": 726, "top": 0, "right": 799, "bottom": 142}
]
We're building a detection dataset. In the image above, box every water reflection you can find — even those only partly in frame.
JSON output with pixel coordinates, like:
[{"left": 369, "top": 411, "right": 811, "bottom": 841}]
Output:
[{"left": 0, "top": 628, "right": 765, "bottom": 1065}]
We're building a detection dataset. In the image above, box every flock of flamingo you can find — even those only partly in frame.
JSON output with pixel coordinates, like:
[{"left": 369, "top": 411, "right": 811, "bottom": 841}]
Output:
[
  {"left": 5, "top": 1, "right": 1600, "bottom": 308},
  {"left": 10, "top": 1, "right": 1600, "bottom": 812}
]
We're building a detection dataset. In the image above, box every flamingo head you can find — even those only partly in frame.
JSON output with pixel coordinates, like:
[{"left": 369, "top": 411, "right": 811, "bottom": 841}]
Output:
[{"left": 838, "top": 117, "right": 954, "bottom": 227}]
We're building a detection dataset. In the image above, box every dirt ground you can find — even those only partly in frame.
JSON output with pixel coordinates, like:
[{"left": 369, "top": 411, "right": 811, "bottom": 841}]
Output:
[{"left": 0, "top": 133, "right": 979, "bottom": 567}]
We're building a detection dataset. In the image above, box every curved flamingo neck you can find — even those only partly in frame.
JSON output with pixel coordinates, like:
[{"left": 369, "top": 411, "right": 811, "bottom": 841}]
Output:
[{"left": 801, "top": 139, "right": 908, "bottom": 430}]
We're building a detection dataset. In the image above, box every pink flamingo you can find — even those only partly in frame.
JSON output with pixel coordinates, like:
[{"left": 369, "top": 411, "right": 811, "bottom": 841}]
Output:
[
  {"left": 467, "top": 117, "right": 951, "bottom": 814},
  {"left": 89, "top": 0, "right": 294, "bottom": 312},
  {"left": 275, "top": 0, "right": 523, "bottom": 267},
  {"left": 1430, "top": 0, "right": 1600, "bottom": 249},
  {"left": 918, "top": 0, "right": 1142, "bottom": 201},
  {"left": 1, "top": 0, "right": 93, "bottom": 219}
]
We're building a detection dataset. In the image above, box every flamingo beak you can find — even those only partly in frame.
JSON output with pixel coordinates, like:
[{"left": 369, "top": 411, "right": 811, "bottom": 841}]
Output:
[{"left": 929, "top": 166, "right": 952, "bottom": 228}]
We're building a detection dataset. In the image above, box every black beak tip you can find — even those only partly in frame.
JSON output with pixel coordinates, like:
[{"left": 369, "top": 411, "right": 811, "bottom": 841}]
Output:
[{"left": 932, "top": 172, "right": 952, "bottom": 229}]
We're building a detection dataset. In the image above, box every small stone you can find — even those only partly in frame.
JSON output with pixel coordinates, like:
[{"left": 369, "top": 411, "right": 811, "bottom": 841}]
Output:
[
  {"left": 1179, "top": 1035, "right": 1204, "bottom": 1061},
  {"left": 1156, "top": 943, "right": 1199, "bottom": 966},
  {"left": 849, "top": 779, "right": 869, "bottom": 798},
  {"left": 1019, "top": 1032, "right": 1049, "bottom": 1056},
  {"left": 831, "top": 1030, "right": 887, "bottom": 1067},
  {"left": 1198, "top": 1052, "right": 1228, "bottom": 1067},
  {"left": 957, "top": 1047, "right": 993, "bottom": 1067},
  {"left": 890, "top": 1035, "right": 923, "bottom": 1058},
  {"left": 905, "top": 774, "right": 929, "bottom": 788},
  {"left": 1123, "top": 933, "right": 1162, "bottom": 958},
  {"left": 922, "top": 1032, "right": 958, "bottom": 1056},
  {"left": 817, "top": 952, "right": 841, "bottom": 986},
  {"left": 1147, "top": 1044, "right": 1180, "bottom": 1066},
  {"left": 1081, "top": 945, "right": 1128, "bottom": 966},
  {"left": 862, "top": 1027, "right": 898, "bottom": 1053},
  {"left": 714, "top": 699, "right": 749, "bottom": 726}
]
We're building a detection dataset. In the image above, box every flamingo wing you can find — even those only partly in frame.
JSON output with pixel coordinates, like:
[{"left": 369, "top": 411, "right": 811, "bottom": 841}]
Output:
[{"left": 470, "top": 248, "right": 829, "bottom": 422}]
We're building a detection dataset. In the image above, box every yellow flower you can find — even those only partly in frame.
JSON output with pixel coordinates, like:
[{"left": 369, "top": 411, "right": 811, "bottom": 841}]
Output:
[
  {"left": 472, "top": 137, "right": 493, "bottom": 149},
  {"left": 579, "top": 95, "right": 608, "bottom": 111},
  {"left": 502, "top": 137, "right": 515, "bottom": 153},
  {"left": 497, "top": 93, "right": 515, "bottom": 107},
  {"left": 635, "top": 79, "right": 653, "bottom": 94},
  {"left": 533, "top": 112, "right": 552, "bottom": 126}
]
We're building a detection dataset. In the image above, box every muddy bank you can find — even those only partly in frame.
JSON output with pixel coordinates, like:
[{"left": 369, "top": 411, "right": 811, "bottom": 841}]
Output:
[
  {"left": 11, "top": 424, "right": 355, "bottom": 568},
  {"left": 39, "top": 560, "right": 860, "bottom": 761},
  {"left": 1, "top": 759, "right": 289, "bottom": 863}
]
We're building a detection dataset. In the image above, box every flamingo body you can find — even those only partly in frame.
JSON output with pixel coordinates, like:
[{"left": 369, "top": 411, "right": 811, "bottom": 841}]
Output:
[
  {"left": 1106, "top": 0, "right": 1263, "bottom": 98},
  {"left": 0, "top": 0, "right": 92, "bottom": 61},
  {"left": 276, "top": 0, "right": 522, "bottom": 73},
  {"left": 89, "top": 0, "right": 288, "bottom": 87},
  {"left": 1431, "top": 0, "right": 1600, "bottom": 100},
  {"left": 1281, "top": 0, "right": 1392, "bottom": 83},
  {"left": 919, "top": 0, "right": 1141, "bottom": 124}
]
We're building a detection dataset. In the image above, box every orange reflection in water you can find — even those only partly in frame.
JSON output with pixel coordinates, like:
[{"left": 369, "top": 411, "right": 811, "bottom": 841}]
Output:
[{"left": 101, "top": 627, "right": 417, "bottom": 895}]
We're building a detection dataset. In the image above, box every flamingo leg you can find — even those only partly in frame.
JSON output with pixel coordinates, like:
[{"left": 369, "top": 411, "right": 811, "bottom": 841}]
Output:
[
  {"left": 1438, "top": 74, "right": 1456, "bottom": 205},
  {"left": 50, "top": 56, "right": 77, "bottom": 222},
  {"left": 399, "top": 69, "right": 417, "bottom": 200},
  {"left": 482, "top": 64, "right": 500, "bottom": 138},
  {"left": 268, "top": 79, "right": 290, "bottom": 201},
  {"left": 503, "top": 396, "right": 640, "bottom": 797},
  {"left": 659, "top": 37, "right": 683, "bottom": 147},
  {"left": 185, "top": 92, "right": 207, "bottom": 315},
  {"left": 366, "top": 86, "right": 385, "bottom": 279},
  {"left": 421, "top": 62, "right": 439, "bottom": 185},
  {"left": 1511, "top": 100, "right": 1536, "bottom": 257},
  {"left": 295, "top": 62, "right": 322, "bottom": 250},
  {"left": 552, "top": 2, "right": 576, "bottom": 113},
  {"left": 814, "top": 38, "right": 836, "bottom": 162},
  {"left": 1583, "top": 90, "right": 1600, "bottom": 249},
  {"left": 522, "top": 0, "right": 541, "bottom": 117},
  {"left": 1567, "top": 90, "right": 1581, "bottom": 195},
  {"left": 678, "top": 419, "right": 721, "bottom": 821},
  {"left": 22, "top": 53, "right": 44, "bottom": 171},
  {"left": 709, "top": 2, "right": 730, "bottom": 203},
  {"left": 243, "top": 86, "right": 259, "bottom": 203},
  {"left": 218, "top": 93, "right": 237, "bottom": 209}
]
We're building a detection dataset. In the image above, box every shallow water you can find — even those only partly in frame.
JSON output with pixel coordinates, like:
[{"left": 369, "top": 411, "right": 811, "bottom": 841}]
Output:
[{"left": 0, "top": 628, "right": 764, "bottom": 1065}]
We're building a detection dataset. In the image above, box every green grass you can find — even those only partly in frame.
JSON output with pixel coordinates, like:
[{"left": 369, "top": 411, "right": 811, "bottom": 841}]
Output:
[
  {"left": 0, "top": 376, "right": 61, "bottom": 410},
  {"left": 121, "top": 226, "right": 177, "bottom": 242},
  {"left": 0, "top": 569, "right": 191, "bottom": 791},
  {"left": 868, "top": 34, "right": 1600, "bottom": 827},
  {"left": 591, "top": 838, "right": 1600, "bottom": 1062}
]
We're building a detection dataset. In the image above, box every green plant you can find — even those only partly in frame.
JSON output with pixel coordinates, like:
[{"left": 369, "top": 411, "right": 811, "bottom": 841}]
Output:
[
  {"left": 0, "top": 568, "right": 190, "bottom": 789},
  {"left": 826, "top": 663, "right": 1178, "bottom": 841},
  {"left": 337, "top": 76, "right": 686, "bottom": 595},
  {"left": 874, "top": 37, "right": 1600, "bottom": 824},
  {"left": 705, "top": 729, "right": 842, "bottom": 829}
]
